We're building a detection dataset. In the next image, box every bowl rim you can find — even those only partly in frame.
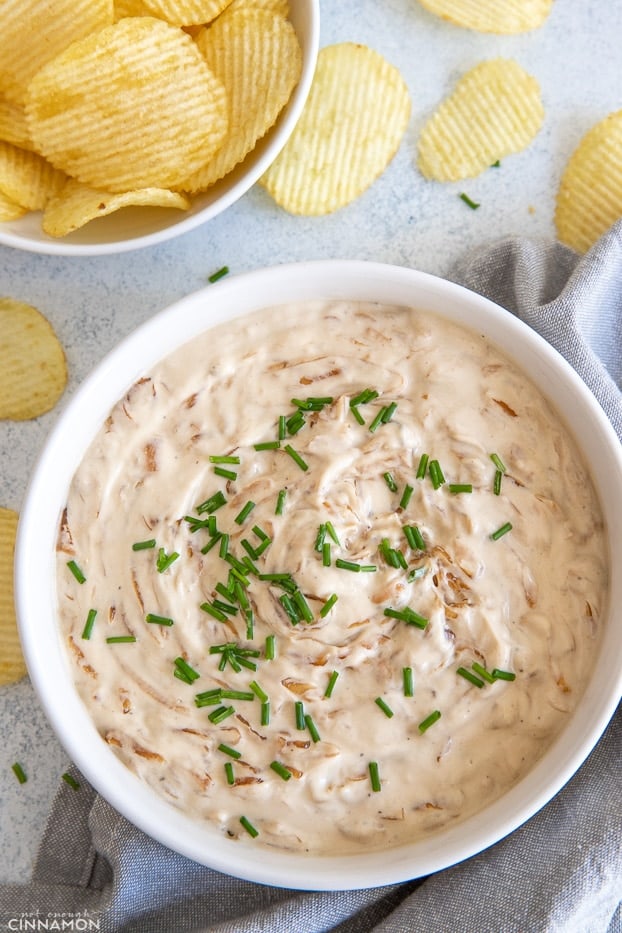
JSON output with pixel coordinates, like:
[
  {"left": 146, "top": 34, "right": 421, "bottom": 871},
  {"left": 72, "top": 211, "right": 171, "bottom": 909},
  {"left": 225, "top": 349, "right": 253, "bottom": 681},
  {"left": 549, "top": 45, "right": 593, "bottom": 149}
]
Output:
[
  {"left": 0, "top": 1, "right": 320, "bottom": 257},
  {"left": 15, "top": 260, "right": 622, "bottom": 889}
]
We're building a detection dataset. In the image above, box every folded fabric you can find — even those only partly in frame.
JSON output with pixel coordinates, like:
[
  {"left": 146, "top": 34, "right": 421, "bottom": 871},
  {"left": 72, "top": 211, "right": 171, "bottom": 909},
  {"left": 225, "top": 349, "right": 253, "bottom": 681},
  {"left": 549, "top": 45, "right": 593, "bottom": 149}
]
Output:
[{"left": 1, "top": 221, "right": 621, "bottom": 933}]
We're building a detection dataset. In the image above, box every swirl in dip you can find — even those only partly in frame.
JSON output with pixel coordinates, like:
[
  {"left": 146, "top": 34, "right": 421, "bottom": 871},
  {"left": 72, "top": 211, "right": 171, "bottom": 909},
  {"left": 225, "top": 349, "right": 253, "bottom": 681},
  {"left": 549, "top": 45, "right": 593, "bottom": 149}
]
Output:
[{"left": 56, "top": 300, "right": 608, "bottom": 853}]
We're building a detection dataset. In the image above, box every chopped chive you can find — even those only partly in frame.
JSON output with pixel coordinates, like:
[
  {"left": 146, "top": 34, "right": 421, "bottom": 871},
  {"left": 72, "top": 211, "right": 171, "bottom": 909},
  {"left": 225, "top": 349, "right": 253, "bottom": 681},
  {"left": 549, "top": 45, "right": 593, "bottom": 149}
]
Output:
[
  {"left": 200, "top": 601, "right": 228, "bottom": 622},
  {"left": 208, "top": 705, "right": 235, "bottom": 724},
  {"left": 457, "top": 666, "right": 485, "bottom": 688},
  {"left": 249, "top": 680, "right": 268, "bottom": 703},
  {"left": 66, "top": 559, "right": 86, "bottom": 584},
  {"left": 270, "top": 760, "right": 292, "bottom": 781},
  {"left": 418, "top": 710, "right": 441, "bottom": 733},
  {"left": 383, "top": 472, "right": 398, "bottom": 492},
  {"left": 322, "top": 541, "right": 331, "bottom": 566},
  {"left": 286, "top": 410, "right": 305, "bottom": 435},
  {"left": 491, "top": 159, "right": 501, "bottom": 167},
  {"left": 278, "top": 415, "right": 287, "bottom": 441},
  {"left": 183, "top": 516, "right": 213, "bottom": 533},
  {"left": 11, "top": 762, "right": 27, "bottom": 784},
  {"left": 275, "top": 488, "right": 287, "bottom": 515},
  {"left": 200, "top": 533, "right": 223, "bottom": 555},
  {"left": 214, "top": 466, "right": 237, "bottom": 481},
  {"left": 254, "top": 440, "right": 280, "bottom": 451},
  {"left": 283, "top": 444, "right": 309, "bottom": 471},
  {"left": 224, "top": 761, "right": 235, "bottom": 785},
  {"left": 106, "top": 636, "right": 136, "bottom": 643},
  {"left": 218, "top": 743, "right": 242, "bottom": 759},
  {"left": 320, "top": 593, "right": 338, "bottom": 617},
  {"left": 383, "top": 606, "right": 428, "bottom": 629},
  {"left": 209, "top": 455, "right": 240, "bottom": 465},
  {"left": 491, "top": 668, "right": 516, "bottom": 681},
  {"left": 132, "top": 538, "right": 156, "bottom": 551},
  {"left": 239, "top": 815, "right": 258, "bottom": 838},
  {"left": 428, "top": 459, "right": 445, "bottom": 489},
  {"left": 449, "top": 484, "right": 473, "bottom": 494},
  {"left": 399, "top": 484, "right": 414, "bottom": 509},
  {"left": 361, "top": 564, "right": 377, "bottom": 572},
  {"left": 208, "top": 265, "right": 229, "bottom": 283},
  {"left": 292, "top": 589, "right": 314, "bottom": 623},
  {"left": 472, "top": 662, "right": 496, "bottom": 684},
  {"left": 220, "top": 689, "right": 255, "bottom": 701},
  {"left": 404, "top": 525, "right": 426, "bottom": 551},
  {"left": 314, "top": 523, "right": 326, "bottom": 551},
  {"left": 235, "top": 654, "right": 257, "bottom": 672},
  {"left": 196, "top": 490, "right": 227, "bottom": 514},
  {"left": 233, "top": 501, "right": 255, "bottom": 527},
  {"left": 195, "top": 689, "right": 222, "bottom": 707},
  {"left": 335, "top": 558, "right": 362, "bottom": 572},
  {"left": 265, "top": 634, "right": 276, "bottom": 660},
  {"left": 368, "top": 407, "right": 386, "bottom": 433},
  {"left": 416, "top": 453, "right": 429, "bottom": 479},
  {"left": 261, "top": 701, "right": 270, "bottom": 726},
  {"left": 81, "top": 608, "right": 97, "bottom": 640},
  {"left": 491, "top": 522, "right": 513, "bottom": 541},
  {"left": 174, "top": 657, "right": 200, "bottom": 683},
  {"left": 244, "top": 610, "right": 254, "bottom": 640},
  {"left": 212, "top": 599, "right": 238, "bottom": 616},
  {"left": 305, "top": 714, "right": 321, "bottom": 743},
  {"left": 382, "top": 401, "right": 398, "bottom": 422},
  {"left": 325, "top": 521, "right": 340, "bottom": 545},
  {"left": 324, "top": 670, "right": 339, "bottom": 698},
  {"left": 61, "top": 772, "right": 80, "bottom": 790},
  {"left": 219, "top": 533, "right": 231, "bottom": 559},
  {"left": 407, "top": 565, "right": 428, "bottom": 582},
  {"left": 493, "top": 470, "right": 503, "bottom": 495},
  {"left": 295, "top": 701, "right": 305, "bottom": 730},
  {"left": 156, "top": 548, "right": 179, "bottom": 573},
  {"left": 490, "top": 453, "right": 506, "bottom": 473},
  {"left": 374, "top": 696, "right": 394, "bottom": 718},
  {"left": 368, "top": 761, "right": 381, "bottom": 793},
  {"left": 350, "top": 404, "right": 365, "bottom": 425},
  {"left": 380, "top": 538, "right": 402, "bottom": 569},
  {"left": 350, "top": 388, "right": 379, "bottom": 407},
  {"left": 145, "top": 612, "right": 174, "bottom": 626},
  {"left": 403, "top": 667, "right": 414, "bottom": 697},
  {"left": 280, "top": 593, "right": 300, "bottom": 625},
  {"left": 460, "top": 192, "right": 480, "bottom": 209}
]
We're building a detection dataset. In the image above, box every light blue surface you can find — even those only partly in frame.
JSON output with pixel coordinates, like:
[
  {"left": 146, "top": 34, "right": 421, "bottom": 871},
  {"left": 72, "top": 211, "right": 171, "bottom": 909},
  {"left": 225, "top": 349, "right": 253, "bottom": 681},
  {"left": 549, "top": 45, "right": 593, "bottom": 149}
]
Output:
[{"left": 0, "top": 0, "right": 620, "bottom": 883}]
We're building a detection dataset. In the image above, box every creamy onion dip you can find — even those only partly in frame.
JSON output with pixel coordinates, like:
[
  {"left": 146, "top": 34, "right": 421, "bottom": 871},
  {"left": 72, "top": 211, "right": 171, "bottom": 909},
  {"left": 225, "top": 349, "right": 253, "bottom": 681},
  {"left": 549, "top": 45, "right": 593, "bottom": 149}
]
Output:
[{"left": 56, "top": 300, "right": 608, "bottom": 853}]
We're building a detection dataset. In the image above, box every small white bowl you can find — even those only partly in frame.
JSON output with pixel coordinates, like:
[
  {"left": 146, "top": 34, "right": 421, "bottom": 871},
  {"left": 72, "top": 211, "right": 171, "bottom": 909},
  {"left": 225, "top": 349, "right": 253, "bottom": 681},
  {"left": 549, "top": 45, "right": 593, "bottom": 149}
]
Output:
[
  {"left": 15, "top": 261, "right": 622, "bottom": 889},
  {"left": 0, "top": 4, "right": 319, "bottom": 257}
]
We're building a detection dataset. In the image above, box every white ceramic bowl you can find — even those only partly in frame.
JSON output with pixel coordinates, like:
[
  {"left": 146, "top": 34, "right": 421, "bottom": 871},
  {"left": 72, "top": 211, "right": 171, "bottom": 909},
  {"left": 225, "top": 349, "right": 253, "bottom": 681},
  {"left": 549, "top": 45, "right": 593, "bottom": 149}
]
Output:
[
  {"left": 15, "top": 261, "right": 622, "bottom": 889},
  {"left": 0, "top": 5, "right": 319, "bottom": 257}
]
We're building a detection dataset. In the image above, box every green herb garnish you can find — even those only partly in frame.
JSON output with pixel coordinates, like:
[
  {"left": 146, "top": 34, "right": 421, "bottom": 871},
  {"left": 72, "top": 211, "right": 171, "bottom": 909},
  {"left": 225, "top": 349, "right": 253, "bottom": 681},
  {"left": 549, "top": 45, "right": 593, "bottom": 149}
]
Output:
[
  {"left": 240, "top": 815, "right": 258, "bottom": 837},
  {"left": 132, "top": 539, "right": 156, "bottom": 551},
  {"left": 491, "top": 522, "right": 513, "bottom": 540},
  {"left": 457, "top": 667, "right": 484, "bottom": 688},
  {"left": 61, "top": 772, "right": 80, "bottom": 790},
  {"left": 305, "top": 714, "right": 321, "bottom": 743},
  {"left": 11, "top": 762, "right": 27, "bottom": 784},
  {"left": 270, "top": 760, "right": 292, "bottom": 781},
  {"left": 145, "top": 613, "right": 174, "bottom": 626},
  {"left": 403, "top": 666, "right": 414, "bottom": 697},
  {"left": 368, "top": 761, "right": 381, "bottom": 792},
  {"left": 460, "top": 192, "right": 480, "bottom": 209},
  {"left": 374, "top": 696, "right": 394, "bottom": 718},
  {"left": 66, "top": 559, "right": 86, "bottom": 583},
  {"left": 418, "top": 710, "right": 441, "bottom": 733},
  {"left": 208, "top": 265, "right": 229, "bottom": 283},
  {"left": 81, "top": 608, "right": 97, "bottom": 640},
  {"left": 156, "top": 548, "right": 179, "bottom": 573},
  {"left": 324, "top": 670, "right": 339, "bottom": 698}
]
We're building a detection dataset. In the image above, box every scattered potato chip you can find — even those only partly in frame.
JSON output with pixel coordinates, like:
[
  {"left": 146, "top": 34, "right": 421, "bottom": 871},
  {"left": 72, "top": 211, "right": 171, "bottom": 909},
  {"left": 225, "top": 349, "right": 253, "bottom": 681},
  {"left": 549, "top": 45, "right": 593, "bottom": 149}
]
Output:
[
  {"left": 43, "top": 178, "right": 191, "bottom": 237},
  {"left": 0, "top": 97, "right": 35, "bottom": 152},
  {"left": 417, "top": 58, "right": 543, "bottom": 182},
  {"left": 415, "top": 0, "right": 552, "bottom": 34},
  {"left": 0, "top": 191, "right": 27, "bottom": 223},
  {"left": 114, "top": 0, "right": 151, "bottom": 17},
  {"left": 0, "top": 0, "right": 113, "bottom": 105},
  {"left": 185, "top": 8, "right": 301, "bottom": 192},
  {"left": 0, "top": 298, "right": 67, "bottom": 420},
  {"left": 140, "top": 0, "right": 233, "bottom": 25},
  {"left": 228, "top": 0, "right": 289, "bottom": 15},
  {"left": 0, "top": 508, "right": 27, "bottom": 686},
  {"left": 26, "top": 17, "right": 228, "bottom": 193},
  {"left": 0, "top": 141, "right": 66, "bottom": 212},
  {"left": 259, "top": 43, "right": 410, "bottom": 215},
  {"left": 555, "top": 111, "right": 622, "bottom": 254}
]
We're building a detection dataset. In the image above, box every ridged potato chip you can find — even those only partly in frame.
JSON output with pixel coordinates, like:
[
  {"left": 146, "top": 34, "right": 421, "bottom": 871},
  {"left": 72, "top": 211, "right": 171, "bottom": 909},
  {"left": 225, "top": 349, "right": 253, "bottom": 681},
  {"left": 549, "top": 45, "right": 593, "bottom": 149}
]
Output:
[
  {"left": 417, "top": 59, "right": 543, "bottom": 181},
  {"left": 555, "top": 111, "right": 622, "bottom": 254},
  {"left": 0, "top": 191, "right": 27, "bottom": 222},
  {"left": 185, "top": 8, "right": 301, "bottom": 192},
  {"left": 140, "top": 0, "right": 233, "bottom": 25},
  {"left": 259, "top": 43, "right": 410, "bottom": 215},
  {"left": 415, "top": 0, "right": 552, "bottom": 34},
  {"left": 0, "top": 507, "right": 27, "bottom": 686},
  {"left": 0, "top": 97, "right": 35, "bottom": 152},
  {"left": 0, "top": 298, "right": 67, "bottom": 420},
  {"left": 0, "top": 0, "right": 113, "bottom": 105},
  {"left": 0, "top": 141, "right": 66, "bottom": 211},
  {"left": 43, "top": 178, "right": 191, "bottom": 237},
  {"left": 26, "top": 17, "right": 228, "bottom": 193},
  {"left": 227, "top": 0, "right": 289, "bottom": 15}
]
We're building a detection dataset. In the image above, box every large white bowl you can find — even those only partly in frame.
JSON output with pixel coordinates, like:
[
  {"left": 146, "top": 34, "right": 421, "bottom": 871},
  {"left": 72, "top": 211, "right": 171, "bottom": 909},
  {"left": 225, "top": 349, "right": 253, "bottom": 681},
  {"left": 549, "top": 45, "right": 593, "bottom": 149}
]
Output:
[
  {"left": 15, "top": 261, "right": 622, "bottom": 889},
  {"left": 0, "top": 4, "right": 319, "bottom": 257}
]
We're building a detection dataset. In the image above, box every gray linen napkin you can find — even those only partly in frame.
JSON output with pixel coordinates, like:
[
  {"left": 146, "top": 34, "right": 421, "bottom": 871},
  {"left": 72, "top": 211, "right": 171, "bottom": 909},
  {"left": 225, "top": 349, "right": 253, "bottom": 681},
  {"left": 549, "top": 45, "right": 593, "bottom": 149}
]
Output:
[{"left": 1, "top": 221, "right": 621, "bottom": 933}]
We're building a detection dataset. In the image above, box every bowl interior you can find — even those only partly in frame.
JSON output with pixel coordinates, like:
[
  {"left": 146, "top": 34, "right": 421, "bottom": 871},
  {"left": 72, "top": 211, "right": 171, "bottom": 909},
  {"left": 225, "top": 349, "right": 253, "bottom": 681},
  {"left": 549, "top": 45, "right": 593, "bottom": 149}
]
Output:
[
  {"left": 0, "top": 2, "right": 319, "bottom": 256},
  {"left": 15, "top": 261, "right": 622, "bottom": 889}
]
